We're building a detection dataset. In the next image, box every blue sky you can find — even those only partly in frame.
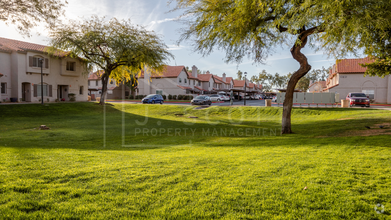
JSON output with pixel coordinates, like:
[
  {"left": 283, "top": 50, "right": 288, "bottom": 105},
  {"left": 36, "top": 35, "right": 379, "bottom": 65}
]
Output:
[{"left": 1, "top": 0, "right": 362, "bottom": 80}]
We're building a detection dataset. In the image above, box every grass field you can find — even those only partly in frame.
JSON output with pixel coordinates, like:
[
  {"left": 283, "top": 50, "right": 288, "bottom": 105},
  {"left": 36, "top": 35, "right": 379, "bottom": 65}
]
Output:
[{"left": 0, "top": 103, "right": 391, "bottom": 219}]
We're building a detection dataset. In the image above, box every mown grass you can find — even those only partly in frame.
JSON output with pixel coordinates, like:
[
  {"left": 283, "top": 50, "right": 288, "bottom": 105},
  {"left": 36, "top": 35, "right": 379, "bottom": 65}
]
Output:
[{"left": 0, "top": 103, "right": 391, "bottom": 219}]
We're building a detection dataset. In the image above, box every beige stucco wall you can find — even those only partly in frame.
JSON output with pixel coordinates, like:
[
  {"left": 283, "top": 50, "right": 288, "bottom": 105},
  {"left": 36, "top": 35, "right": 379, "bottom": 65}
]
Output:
[
  {"left": 0, "top": 51, "right": 88, "bottom": 103},
  {"left": 329, "top": 73, "right": 390, "bottom": 103},
  {"left": 0, "top": 52, "right": 12, "bottom": 101}
]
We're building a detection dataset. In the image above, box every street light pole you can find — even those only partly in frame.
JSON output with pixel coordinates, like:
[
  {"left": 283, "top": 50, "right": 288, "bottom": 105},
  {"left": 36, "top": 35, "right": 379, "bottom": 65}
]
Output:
[
  {"left": 40, "top": 58, "right": 44, "bottom": 105},
  {"left": 244, "top": 72, "right": 247, "bottom": 106}
]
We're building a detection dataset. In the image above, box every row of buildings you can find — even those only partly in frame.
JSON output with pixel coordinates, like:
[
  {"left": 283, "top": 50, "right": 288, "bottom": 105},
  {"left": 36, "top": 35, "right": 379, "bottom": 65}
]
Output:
[
  {"left": 308, "top": 57, "right": 391, "bottom": 103},
  {"left": 87, "top": 65, "right": 263, "bottom": 100},
  {"left": 1, "top": 37, "right": 391, "bottom": 104}
]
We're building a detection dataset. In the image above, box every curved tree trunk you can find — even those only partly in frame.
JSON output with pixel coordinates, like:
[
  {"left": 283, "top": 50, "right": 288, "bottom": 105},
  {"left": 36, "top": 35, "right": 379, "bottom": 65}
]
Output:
[
  {"left": 281, "top": 35, "right": 312, "bottom": 134},
  {"left": 100, "top": 74, "right": 109, "bottom": 105}
]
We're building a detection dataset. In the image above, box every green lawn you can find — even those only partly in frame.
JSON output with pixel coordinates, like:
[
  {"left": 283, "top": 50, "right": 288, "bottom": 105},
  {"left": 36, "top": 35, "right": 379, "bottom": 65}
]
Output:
[{"left": 0, "top": 103, "right": 390, "bottom": 219}]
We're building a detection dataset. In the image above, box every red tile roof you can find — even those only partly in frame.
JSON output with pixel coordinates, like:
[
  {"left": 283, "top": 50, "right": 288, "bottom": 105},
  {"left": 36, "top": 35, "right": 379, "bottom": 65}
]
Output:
[
  {"left": 213, "top": 75, "right": 227, "bottom": 84},
  {"left": 335, "top": 57, "right": 374, "bottom": 73},
  {"left": 194, "top": 86, "right": 205, "bottom": 91},
  {"left": 0, "top": 37, "right": 69, "bottom": 57},
  {"left": 188, "top": 72, "right": 198, "bottom": 79},
  {"left": 233, "top": 80, "right": 245, "bottom": 87},
  {"left": 197, "top": 74, "right": 213, "bottom": 82},
  {"left": 139, "top": 65, "right": 188, "bottom": 78},
  {"left": 177, "top": 85, "right": 193, "bottom": 90},
  {"left": 0, "top": 37, "right": 46, "bottom": 52},
  {"left": 88, "top": 70, "right": 104, "bottom": 80},
  {"left": 226, "top": 77, "right": 233, "bottom": 84}
]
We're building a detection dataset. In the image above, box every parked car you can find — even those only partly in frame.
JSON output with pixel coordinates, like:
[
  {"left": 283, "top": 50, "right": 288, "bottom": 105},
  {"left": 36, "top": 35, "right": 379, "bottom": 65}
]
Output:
[
  {"left": 142, "top": 94, "right": 164, "bottom": 104},
  {"left": 346, "top": 92, "right": 370, "bottom": 107},
  {"left": 234, "top": 94, "right": 243, "bottom": 100},
  {"left": 191, "top": 95, "right": 212, "bottom": 105},
  {"left": 223, "top": 95, "right": 230, "bottom": 101},
  {"left": 254, "top": 94, "right": 261, "bottom": 100},
  {"left": 272, "top": 96, "right": 277, "bottom": 102},
  {"left": 209, "top": 94, "right": 224, "bottom": 101}
]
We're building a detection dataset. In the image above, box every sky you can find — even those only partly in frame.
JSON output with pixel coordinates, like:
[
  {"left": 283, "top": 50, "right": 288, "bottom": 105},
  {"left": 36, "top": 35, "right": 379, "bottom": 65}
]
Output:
[{"left": 1, "top": 0, "right": 363, "bottom": 80}]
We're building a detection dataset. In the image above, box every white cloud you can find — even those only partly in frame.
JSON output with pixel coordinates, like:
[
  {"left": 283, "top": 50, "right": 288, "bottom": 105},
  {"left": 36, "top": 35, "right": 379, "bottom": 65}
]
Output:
[{"left": 167, "top": 44, "right": 187, "bottom": 51}]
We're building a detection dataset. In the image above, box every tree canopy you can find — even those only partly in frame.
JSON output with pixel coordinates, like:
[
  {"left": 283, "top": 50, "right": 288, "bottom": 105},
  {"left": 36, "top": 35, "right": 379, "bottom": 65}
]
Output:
[
  {"left": 48, "top": 16, "right": 173, "bottom": 104},
  {"left": 362, "top": 28, "right": 391, "bottom": 77},
  {"left": 173, "top": 0, "right": 391, "bottom": 134},
  {"left": 0, "top": 0, "right": 66, "bottom": 36}
]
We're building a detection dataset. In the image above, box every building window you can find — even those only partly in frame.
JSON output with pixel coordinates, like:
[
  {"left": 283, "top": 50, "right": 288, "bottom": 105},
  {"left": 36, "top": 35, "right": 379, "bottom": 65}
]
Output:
[
  {"left": 88, "top": 81, "right": 90, "bottom": 86},
  {"left": 66, "top": 62, "right": 76, "bottom": 71},
  {"left": 37, "top": 85, "right": 48, "bottom": 97},
  {"left": 362, "top": 90, "right": 375, "bottom": 99},
  {"left": 198, "top": 81, "right": 201, "bottom": 86},
  {"left": 1, "top": 83, "right": 6, "bottom": 94},
  {"left": 80, "top": 86, "right": 84, "bottom": 95},
  {"left": 95, "top": 80, "right": 98, "bottom": 86},
  {"left": 156, "top": 90, "right": 163, "bottom": 95},
  {"left": 33, "top": 57, "right": 43, "bottom": 67},
  {"left": 179, "top": 78, "right": 182, "bottom": 83},
  {"left": 185, "top": 78, "right": 187, "bottom": 84},
  {"left": 209, "top": 82, "right": 210, "bottom": 87}
]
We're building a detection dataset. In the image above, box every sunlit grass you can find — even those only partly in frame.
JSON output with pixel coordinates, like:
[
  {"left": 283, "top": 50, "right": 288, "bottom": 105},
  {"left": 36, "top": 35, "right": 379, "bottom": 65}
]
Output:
[{"left": 0, "top": 103, "right": 390, "bottom": 219}]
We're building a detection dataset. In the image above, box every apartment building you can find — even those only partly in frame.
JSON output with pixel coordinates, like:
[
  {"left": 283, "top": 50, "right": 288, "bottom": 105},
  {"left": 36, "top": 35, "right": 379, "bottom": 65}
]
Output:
[
  {"left": 0, "top": 37, "right": 88, "bottom": 103},
  {"left": 323, "top": 57, "right": 391, "bottom": 103}
]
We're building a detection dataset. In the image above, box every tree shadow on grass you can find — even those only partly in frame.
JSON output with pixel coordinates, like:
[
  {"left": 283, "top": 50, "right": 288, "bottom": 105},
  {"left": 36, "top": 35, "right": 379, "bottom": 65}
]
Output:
[{"left": 0, "top": 103, "right": 390, "bottom": 151}]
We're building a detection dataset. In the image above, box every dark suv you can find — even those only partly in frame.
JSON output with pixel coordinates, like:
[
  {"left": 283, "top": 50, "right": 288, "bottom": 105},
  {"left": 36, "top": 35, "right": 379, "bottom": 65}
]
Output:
[{"left": 346, "top": 93, "right": 370, "bottom": 107}]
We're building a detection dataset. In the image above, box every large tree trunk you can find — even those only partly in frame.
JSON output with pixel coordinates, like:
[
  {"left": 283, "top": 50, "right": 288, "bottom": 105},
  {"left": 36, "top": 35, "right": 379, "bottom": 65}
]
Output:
[
  {"left": 281, "top": 35, "right": 312, "bottom": 134},
  {"left": 100, "top": 74, "right": 109, "bottom": 105}
]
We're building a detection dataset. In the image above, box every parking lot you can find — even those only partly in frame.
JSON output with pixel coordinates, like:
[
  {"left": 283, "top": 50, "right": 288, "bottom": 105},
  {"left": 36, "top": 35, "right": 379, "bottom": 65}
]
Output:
[{"left": 107, "top": 99, "right": 391, "bottom": 110}]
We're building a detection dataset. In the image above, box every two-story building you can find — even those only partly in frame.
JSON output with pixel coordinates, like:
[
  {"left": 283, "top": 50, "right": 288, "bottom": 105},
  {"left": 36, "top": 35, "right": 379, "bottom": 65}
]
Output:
[
  {"left": 0, "top": 37, "right": 88, "bottom": 103},
  {"left": 87, "top": 70, "right": 130, "bottom": 100},
  {"left": 323, "top": 57, "right": 391, "bottom": 103}
]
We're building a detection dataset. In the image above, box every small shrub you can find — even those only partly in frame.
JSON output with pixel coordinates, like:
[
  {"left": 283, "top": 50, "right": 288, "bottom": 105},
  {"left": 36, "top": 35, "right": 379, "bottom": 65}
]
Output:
[
  {"left": 178, "top": 95, "right": 184, "bottom": 100},
  {"left": 129, "top": 95, "right": 134, "bottom": 100},
  {"left": 173, "top": 95, "right": 177, "bottom": 100},
  {"left": 162, "top": 95, "right": 166, "bottom": 100},
  {"left": 168, "top": 94, "right": 172, "bottom": 100}
]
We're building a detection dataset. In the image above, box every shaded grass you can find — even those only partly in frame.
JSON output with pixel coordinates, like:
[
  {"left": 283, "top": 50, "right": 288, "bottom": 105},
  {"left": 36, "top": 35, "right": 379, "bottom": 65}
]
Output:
[{"left": 0, "top": 103, "right": 391, "bottom": 219}]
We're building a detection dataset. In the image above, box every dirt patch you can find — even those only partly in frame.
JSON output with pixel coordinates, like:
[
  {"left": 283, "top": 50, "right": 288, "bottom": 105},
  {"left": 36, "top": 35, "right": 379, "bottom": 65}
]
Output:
[{"left": 194, "top": 106, "right": 210, "bottom": 110}]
